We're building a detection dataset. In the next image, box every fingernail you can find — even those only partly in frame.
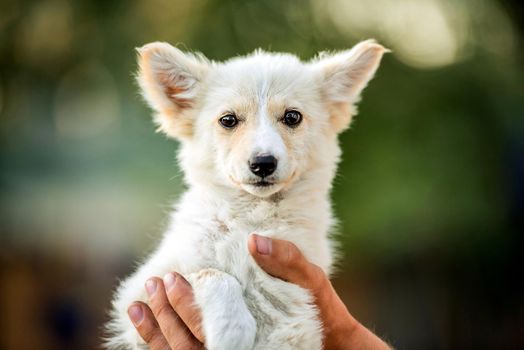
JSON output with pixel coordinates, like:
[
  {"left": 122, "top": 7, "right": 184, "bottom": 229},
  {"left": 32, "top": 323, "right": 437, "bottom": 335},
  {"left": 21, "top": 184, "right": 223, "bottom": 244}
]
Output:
[
  {"left": 128, "top": 304, "right": 144, "bottom": 326},
  {"left": 163, "top": 272, "right": 177, "bottom": 291},
  {"left": 255, "top": 234, "right": 272, "bottom": 255},
  {"left": 145, "top": 279, "right": 157, "bottom": 296}
]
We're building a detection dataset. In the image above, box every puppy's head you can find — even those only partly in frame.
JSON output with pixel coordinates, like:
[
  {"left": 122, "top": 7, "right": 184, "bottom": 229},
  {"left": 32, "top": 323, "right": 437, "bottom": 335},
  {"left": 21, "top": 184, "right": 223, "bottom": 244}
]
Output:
[{"left": 137, "top": 41, "right": 387, "bottom": 197}]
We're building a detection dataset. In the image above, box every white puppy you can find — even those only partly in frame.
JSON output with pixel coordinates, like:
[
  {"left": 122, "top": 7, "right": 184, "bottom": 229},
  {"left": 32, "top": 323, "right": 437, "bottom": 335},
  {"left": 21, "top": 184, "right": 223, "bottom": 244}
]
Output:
[{"left": 105, "top": 40, "right": 386, "bottom": 350}]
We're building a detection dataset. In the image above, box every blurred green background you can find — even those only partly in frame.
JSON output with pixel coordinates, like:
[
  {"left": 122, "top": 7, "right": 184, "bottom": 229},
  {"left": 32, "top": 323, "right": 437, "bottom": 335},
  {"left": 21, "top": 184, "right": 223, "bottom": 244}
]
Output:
[{"left": 1, "top": 0, "right": 523, "bottom": 349}]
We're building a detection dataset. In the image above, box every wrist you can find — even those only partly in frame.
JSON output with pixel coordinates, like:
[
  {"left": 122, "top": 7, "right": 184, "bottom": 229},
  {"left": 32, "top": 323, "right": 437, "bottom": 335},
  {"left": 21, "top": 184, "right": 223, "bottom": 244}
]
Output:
[
  {"left": 323, "top": 308, "right": 359, "bottom": 349},
  {"left": 335, "top": 313, "right": 361, "bottom": 348},
  {"left": 343, "top": 318, "right": 392, "bottom": 350}
]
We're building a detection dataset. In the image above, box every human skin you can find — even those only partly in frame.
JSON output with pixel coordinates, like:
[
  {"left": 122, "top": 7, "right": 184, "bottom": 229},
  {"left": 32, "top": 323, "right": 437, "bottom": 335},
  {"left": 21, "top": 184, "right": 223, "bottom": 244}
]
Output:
[{"left": 127, "top": 234, "right": 392, "bottom": 350}]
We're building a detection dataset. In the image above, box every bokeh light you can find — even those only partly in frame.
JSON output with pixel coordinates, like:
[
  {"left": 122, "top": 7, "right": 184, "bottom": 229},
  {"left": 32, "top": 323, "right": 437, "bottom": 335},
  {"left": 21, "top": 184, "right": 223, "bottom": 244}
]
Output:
[
  {"left": 14, "top": 0, "right": 73, "bottom": 67},
  {"left": 54, "top": 62, "right": 120, "bottom": 139},
  {"left": 0, "top": 0, "right": 523, "bottom": 349},
  {"left": 313, "top": 0, "right": 516, "bottom": 69},
  {"left": 0, "top": 76, "right": 3, "bottom": 117}
]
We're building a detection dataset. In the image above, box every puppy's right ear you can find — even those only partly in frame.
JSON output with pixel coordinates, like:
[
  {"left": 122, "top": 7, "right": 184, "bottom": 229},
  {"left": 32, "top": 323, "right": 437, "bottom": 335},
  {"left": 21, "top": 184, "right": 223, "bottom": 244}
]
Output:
[{"left": 137, "top": 42, "right": 209, "bottom": 139}]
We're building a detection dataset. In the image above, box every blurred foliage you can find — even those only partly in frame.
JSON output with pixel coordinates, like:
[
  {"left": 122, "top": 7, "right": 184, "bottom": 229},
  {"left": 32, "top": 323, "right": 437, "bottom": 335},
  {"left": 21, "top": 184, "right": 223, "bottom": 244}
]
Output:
[{"left": 0, "top": 0, "right": 523, "bottom": 349}]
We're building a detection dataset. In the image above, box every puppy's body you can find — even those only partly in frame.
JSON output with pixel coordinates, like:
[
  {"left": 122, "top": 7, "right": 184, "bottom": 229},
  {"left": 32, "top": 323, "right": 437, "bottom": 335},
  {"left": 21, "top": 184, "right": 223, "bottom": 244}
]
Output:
[{"left": 106, "top": 41, "right": 386, "bottom": 350}]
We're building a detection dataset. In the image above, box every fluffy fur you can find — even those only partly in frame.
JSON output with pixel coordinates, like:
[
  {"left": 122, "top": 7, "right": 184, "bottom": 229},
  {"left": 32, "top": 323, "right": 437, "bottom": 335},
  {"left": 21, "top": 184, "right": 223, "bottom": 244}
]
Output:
[{"left": 105, "top": 40, "right": 386, "bottom": 350}]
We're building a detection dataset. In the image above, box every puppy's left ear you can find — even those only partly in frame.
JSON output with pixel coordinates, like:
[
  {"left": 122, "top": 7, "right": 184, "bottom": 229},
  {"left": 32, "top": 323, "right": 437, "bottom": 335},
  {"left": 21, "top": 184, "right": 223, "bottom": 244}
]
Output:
[
  {"left": 313, "top": 40, "right": 388, "bottom": 133},
  {"left": 137, "top": 42, "right": 210, "bottom": 139}
]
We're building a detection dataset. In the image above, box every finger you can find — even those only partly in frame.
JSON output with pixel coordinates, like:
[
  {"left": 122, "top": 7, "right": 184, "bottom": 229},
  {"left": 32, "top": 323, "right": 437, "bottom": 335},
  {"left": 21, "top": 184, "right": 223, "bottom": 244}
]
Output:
[
  {"left": 163, "top": 272, "right": 206, "bottom": 343},
  {"left": 145, "top": 277, "right": 203, "bottom": 350},
  {"left": 248, "top": 234, "right": 328, "bottom": 295},
  {"left": 248, "top": 236, "right": 364, "bottom": 350},
  {"left": 127, "top": 302, "right": 170, "bottom": 350}
]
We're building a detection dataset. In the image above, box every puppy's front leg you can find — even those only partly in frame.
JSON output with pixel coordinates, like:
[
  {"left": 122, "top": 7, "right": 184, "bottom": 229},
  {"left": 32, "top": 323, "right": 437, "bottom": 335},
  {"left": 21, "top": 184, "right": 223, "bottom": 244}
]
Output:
[{"left": 186, "top": 268, "right": 256, "bottom": 350}]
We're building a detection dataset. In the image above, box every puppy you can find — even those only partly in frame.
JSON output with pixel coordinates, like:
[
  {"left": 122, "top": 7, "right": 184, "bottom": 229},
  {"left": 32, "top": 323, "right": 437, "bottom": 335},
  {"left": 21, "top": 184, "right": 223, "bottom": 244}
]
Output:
[{"left": 105, "top": 40, "right": 386, "bottom": 350}]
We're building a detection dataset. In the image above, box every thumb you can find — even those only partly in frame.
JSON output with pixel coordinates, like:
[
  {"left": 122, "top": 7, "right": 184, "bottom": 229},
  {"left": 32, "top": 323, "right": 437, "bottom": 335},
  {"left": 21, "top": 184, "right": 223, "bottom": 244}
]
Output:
[{"left": 248, "top": 234, "right": 326, "bottom": 293}]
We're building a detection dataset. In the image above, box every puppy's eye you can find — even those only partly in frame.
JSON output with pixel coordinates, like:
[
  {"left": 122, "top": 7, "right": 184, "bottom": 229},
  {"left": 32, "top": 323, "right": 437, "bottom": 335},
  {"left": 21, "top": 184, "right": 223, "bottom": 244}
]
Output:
[
  {"left": 282, "top": 110, "right": 302, "bottom": 127},
  {"left": 219, "top": 114, "right": 238, "bottom": 129}
]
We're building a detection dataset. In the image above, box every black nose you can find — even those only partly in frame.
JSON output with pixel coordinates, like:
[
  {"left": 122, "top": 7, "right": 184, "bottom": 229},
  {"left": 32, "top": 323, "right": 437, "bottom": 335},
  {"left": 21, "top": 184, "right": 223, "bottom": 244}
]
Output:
[{"left": 249, "top": 155, "right": 278, "bottom": 177}]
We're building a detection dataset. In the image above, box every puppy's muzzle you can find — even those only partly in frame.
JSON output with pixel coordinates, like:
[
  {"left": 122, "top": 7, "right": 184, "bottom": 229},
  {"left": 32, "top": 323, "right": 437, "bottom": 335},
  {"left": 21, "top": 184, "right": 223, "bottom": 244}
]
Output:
[{"left": 249, "top": 154, "right": 278, "bottom": 178}]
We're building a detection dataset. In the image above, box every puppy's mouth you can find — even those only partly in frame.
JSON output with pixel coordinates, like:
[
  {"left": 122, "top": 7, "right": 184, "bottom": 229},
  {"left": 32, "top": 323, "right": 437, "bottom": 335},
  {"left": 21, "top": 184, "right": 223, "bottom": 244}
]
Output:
[
  {"left": 250, "top": 179, "right": 275, "bottom": 187},
  {"left": 229, "top": 175, "right": 277, "bottom": 187},
  {"left": 230, "top": 170, "right": 297, "bottom": 197},
  {"left": 230, "top": 169, "right": 298, "bottom": 195}
]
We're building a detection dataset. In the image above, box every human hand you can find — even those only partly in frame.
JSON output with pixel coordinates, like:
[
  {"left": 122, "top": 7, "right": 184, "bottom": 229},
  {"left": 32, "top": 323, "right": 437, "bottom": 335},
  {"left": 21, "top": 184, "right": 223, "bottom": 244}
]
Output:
[
  {"left": 127, "top": 235, "right": 391, "bottom": 350},
  {"left": 127, "top": 271, "right": 204, "bottom": 349},
  {"left": 246, "top": 235, "right": 392, "bottom": 350}
]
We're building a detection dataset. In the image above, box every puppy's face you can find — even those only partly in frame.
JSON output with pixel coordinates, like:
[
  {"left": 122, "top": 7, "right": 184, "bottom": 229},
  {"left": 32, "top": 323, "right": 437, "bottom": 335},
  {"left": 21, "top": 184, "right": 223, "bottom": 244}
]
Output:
[
  {"left": 137, "top": 41, "right": 386, "bottom": 197},
  {"left": 199, "top": 57, "right": 327, "bottom": 197}
]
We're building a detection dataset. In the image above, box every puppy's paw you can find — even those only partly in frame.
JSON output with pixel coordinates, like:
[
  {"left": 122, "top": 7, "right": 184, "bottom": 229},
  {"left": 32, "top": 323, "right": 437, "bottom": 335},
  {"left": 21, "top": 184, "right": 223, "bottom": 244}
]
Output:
[{"left": 187, "top": 269, "right": 257, "bottom": 350}]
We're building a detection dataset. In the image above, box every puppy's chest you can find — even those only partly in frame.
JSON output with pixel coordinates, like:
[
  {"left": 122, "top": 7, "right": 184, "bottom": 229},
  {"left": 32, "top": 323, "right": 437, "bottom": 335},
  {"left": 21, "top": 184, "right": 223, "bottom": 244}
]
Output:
[
  {"left": 194, "top": 211, "right": 290, "bottom": 279},
  {"left": 194, "top": 215, "right": 313, "bottom": 318}
]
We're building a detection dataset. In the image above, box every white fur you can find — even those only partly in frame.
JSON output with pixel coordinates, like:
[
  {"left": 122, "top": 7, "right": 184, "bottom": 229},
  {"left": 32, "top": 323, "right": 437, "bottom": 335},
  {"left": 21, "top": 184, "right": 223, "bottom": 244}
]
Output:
[
  {"left": 186, "top": 268, "right": 256, "bottom": 350},
  {"left": 105, "top": 40, "right": 386, "bottom": 350}
]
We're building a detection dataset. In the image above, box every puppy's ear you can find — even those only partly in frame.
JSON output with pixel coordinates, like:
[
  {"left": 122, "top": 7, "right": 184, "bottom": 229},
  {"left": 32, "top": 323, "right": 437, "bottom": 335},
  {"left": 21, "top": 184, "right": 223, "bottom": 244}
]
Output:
[
  {"left": 314, "top": 40, "right": 388, "bottom": 133},
  {"left": 137, "top": 42, "right": 209, "bottom": 139}
]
